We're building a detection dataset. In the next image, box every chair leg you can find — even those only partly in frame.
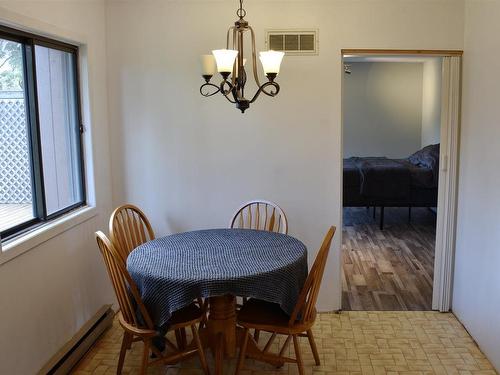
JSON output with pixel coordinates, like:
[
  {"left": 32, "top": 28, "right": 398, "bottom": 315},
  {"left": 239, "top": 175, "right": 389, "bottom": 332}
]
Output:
[
  {"left": 175, "top": 328, "right": 187, "bottom": 350},
  {"left": 191, "top": 325, "right": 210, "bottom": 375},
  {"left": 380, "top": 206, "right": 385, "bottom": 230},
  {"left": 199, "top": 299, "right": 209, "bottom": 330},
  {"left": 306, "top": 329, "right": 320, "bottom": 366},
  {"left": 279, "top": 335, "right": 292, "bottom": 357},
  {"left": 140, "top": 339, "right": 150, "bottom": 375},
  {"left": 235, "top": 328, "right": 250, "bottom": 375},
  {"left": 263, "top": 333, "right": 276, "bottom": 353},
  {"left": 275, "top": 335, "right": 291, "bottom": 369},
  {"left": 253, "top": 329, "right": 260, "bottom": 343},
  {"left": 181, "top": 328, "right": 187, "bottom": 348},
  {"left": 292, "top": 335, "right": 305, "bottom": 375},
  {"left": 117, "top": 332, "right": 131, "bottom": 375}
]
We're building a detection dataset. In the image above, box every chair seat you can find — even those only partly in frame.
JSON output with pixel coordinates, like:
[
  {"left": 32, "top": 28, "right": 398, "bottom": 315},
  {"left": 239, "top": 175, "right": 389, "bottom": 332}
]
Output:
[
  {"left": 169, "top": 303, "right": 204, "bottom": 328},
  {"left": 119, "top": 303, "right": 203, "bottom": 334},
  {"left": 237, "top": 299, "right": 314, "bottom": 334}
]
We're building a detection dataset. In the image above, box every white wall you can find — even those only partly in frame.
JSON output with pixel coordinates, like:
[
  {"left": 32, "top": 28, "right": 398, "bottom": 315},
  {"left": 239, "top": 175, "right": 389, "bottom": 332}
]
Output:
[
  {"left": 343, "top": 62, "right": 424, "bottom": 158},
  {"left": 0, "top": 2, "right": 114, "bottom": 374},
  {"left": 421, "top": 58, "right": 442, "bottom": 147},
  {"left": 452, "top": 0, "right": 500, "bottom": 370},
  {"left": 106, "top": 0, "right": 464, "bottom": 313}
]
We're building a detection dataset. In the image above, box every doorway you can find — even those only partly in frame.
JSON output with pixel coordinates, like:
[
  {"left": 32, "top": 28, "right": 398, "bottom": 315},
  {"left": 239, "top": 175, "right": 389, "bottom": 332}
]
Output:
[{"left": 340, "top": 50, "right": 462, "bottom": 312}]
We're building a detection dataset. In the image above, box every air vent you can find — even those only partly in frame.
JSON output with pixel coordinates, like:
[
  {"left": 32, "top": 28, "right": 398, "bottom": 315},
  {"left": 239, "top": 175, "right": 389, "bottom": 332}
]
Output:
[{"left": 266, "top": 30, "right": 318, "bottom": 55}]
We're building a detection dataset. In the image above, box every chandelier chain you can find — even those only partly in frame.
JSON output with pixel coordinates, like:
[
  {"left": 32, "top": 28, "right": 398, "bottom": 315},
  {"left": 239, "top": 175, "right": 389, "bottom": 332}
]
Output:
[{"left": 236, "top": 0, "right": 246, "bottom": 19}]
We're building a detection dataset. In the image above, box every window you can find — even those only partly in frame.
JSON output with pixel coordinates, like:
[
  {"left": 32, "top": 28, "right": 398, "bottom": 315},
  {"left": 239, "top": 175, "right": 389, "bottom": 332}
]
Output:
[{"left": 0, "top": 25, "right": 85, "bottom": 240}]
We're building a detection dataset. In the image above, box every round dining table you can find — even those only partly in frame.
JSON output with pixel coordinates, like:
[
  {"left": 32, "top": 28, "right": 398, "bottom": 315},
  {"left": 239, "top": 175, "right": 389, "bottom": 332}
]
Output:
[{"left": 127, "top": 228, "right": 308, "bottom": 374}]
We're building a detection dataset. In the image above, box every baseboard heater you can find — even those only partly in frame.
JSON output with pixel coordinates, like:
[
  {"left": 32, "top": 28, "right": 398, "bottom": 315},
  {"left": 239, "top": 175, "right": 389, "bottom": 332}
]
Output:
[{"left": 38, "top": 305, "right": 114, "bottom": 375}]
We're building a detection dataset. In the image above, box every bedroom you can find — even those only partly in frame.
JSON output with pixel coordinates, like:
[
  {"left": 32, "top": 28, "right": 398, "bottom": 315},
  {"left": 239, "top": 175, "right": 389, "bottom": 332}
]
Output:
[{"left": 342, "top": 54, "right": 444, "bottom": 311}]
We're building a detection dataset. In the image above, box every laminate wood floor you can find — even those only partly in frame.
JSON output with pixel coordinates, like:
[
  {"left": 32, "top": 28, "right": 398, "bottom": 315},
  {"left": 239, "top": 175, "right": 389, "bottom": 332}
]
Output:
[{"left": 342, "top": 207, "right": 436, "bottom": 311}]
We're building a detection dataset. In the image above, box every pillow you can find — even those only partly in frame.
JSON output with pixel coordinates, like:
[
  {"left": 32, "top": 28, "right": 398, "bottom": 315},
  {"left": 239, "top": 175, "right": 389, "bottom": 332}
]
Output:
[{"left": 408, "top": 144, "right": 440, "bottom": 171}]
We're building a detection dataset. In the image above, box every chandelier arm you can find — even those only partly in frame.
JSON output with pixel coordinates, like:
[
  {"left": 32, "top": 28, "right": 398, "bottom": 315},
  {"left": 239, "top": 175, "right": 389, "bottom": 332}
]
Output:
[
  {"left": 222, "top": 90, "right": 237, "bottom": 104},
  {"left": 231, "top": 27, "right": 238, "bottom": 86},
  {"left": 248, "top": 26, "right": 262, "bottom": 88},
  {"left": 220, "top": 79, "right": 237, "bottom": 104},
  {"left": 249, "top": 81, "right": 280, "bottom": 104},
  {"left": 223, "top": 91, "right": 238, "bottom": 104},
  {"left": 226, "top": 26, "right": 235, "bottom": 49},
  {"left": 238, "top": 29, "right": 245, "bottom": 98},
  {"left": 220, "top": 79, "right": 233, "bottom": 95},
  {"left": 260, "top": 84, "right": 280, "bottom": 97},
  {"left": 232, "top": 87, "right": 241, "bottom": 104},
  {"left": 200, "top": 82, "right": 220, "bottom": 97}
]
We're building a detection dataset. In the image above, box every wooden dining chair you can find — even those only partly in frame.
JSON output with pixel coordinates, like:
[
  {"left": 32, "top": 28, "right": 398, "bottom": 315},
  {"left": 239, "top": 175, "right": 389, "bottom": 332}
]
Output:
[
  {"left": 109, "top": 204, "right": 155, "bottom": 260},
  {"left": 110, "top": 204, "right": 208, "bottom": 341},
  {"left": 229, "top": 199, "right": 289, "bottom": 342},
  {"left": 95, "top": 231, "right": 210, "bottom": 375},
  {"left": 229, "top": 200, "right": 288, "bottom": 234},
  {"left": 234, "top": 226, "right": 336, "bottom": 375}
]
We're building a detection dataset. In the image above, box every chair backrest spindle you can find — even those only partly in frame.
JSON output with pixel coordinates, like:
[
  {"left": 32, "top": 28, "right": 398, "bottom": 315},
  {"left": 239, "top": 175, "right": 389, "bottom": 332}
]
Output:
[
  {"left": 110, "top": 204, "right": 155, "bottom": 259},
  {"left": 230, "top": 200, "right": 288, "bottom": 235}
]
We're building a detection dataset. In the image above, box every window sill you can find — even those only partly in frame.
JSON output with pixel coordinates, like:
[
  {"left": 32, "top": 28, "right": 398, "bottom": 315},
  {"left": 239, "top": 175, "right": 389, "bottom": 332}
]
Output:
[{"left": 0, "top": 205, "right": 97, "bottom": 266}]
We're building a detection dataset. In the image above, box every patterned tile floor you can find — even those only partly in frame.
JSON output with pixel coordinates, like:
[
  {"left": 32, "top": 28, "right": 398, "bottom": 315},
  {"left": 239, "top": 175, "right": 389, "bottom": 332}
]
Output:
[{"left": 72, "top": 311, "right": 497, "bottom": 375}]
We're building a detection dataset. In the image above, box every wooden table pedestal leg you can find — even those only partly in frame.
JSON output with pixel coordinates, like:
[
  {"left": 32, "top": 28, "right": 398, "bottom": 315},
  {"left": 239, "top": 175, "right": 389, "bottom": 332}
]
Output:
[
  {"left": 199, "top": 295, "right": 287, "bottom": 374},
  {"left": 206, "top": 295, "right": 237, "bottom": 375}
]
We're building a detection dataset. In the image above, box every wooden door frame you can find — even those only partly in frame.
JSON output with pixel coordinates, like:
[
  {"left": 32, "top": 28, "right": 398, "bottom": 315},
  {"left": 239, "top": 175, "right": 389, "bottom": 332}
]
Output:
[{"left": 339, "top": 49, "right": 463, "bottom": 312}]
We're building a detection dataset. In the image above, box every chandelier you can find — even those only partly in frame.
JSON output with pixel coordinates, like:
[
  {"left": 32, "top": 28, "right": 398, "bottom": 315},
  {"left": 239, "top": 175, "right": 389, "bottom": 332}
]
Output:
[{"left": 199, "top": 0, "right": 285, "bottom": 113}]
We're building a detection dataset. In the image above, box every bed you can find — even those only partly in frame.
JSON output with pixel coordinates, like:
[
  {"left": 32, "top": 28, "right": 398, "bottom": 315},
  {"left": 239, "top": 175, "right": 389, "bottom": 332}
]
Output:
[{"left": 343, "top": 144, "right": 440, "bottom": 229}]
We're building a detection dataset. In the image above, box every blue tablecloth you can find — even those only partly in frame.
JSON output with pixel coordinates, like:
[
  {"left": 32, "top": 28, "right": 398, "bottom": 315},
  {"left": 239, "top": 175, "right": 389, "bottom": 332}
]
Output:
[{"left": 127, "top": 228, "right": 308, "bottom": 329}]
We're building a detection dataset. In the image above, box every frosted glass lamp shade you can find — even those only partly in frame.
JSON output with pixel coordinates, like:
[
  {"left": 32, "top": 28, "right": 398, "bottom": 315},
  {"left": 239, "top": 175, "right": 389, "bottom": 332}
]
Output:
[
  {"left": 212, "top": 49, "right": 238, "bottom": 73},
  {"left": 201, "top": 54, "right": 216, "bottom": 76},
  {"left": 259, "top": 50, "right": 285, "bottom": 75}
]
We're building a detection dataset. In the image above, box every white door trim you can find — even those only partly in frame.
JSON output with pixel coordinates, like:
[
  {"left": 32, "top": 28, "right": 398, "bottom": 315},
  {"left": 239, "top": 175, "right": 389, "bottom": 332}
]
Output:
[
  {"left": 432, "top": 56, "right": 462, "bottom": 311},
  {"left": 340, "top": 51, "right": 462, "bottom": 312}
]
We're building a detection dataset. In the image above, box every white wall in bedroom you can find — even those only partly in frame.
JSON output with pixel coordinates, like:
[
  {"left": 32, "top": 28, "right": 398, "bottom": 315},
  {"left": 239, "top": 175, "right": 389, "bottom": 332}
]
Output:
[
  {"left": 105, "top": 0, "right": 465, "bottom": 313},
  {"left": 0, "top": 2, "right": 114, "bottom": 374},
  {"left": 452, "top": 0, "right": 500, "bottom": 370},
  {"left": 343, "top": 62, "right": 424, "bottom": 159}
]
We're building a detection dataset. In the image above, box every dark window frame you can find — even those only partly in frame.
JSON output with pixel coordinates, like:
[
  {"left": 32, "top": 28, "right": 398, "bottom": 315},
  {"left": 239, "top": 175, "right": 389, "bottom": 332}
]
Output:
[{"left": 0, "top": 25, "right": 86, "bottom": 241}]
